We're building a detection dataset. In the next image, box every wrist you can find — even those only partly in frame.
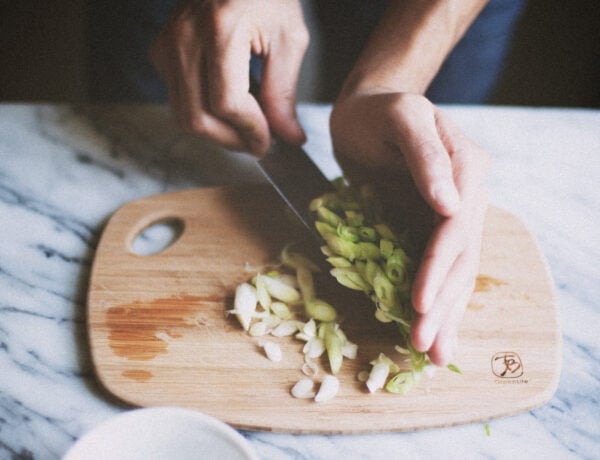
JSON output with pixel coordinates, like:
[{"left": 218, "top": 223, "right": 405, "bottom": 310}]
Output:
[
  {"left": 338, "top": 0, "right": 488, "bottom": 101},
  {"left": 337, "top": 71, "right": 421, "bottom": 102}
]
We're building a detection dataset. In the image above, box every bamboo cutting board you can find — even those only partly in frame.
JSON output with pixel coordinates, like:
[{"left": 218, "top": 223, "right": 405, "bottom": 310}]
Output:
[{"left": 87, "top": 186, "right": 561, "bottom": 433}]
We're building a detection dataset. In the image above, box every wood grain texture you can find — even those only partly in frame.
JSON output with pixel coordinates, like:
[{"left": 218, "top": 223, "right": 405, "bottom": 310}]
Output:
[{"left": 87, "top": 186, "right": 561, "bottom": 433}]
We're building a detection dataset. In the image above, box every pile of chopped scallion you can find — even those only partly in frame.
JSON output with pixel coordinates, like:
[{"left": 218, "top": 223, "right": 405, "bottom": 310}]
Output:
[{"left": 228, "top": 178, "right": 459, "bottom": 402}]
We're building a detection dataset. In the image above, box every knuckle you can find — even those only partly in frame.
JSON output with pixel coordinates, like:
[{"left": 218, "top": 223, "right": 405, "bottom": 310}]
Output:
[
  {"left": 183, "top": 114, "right": 210, "bottom": 137},
  {"left": 151, "top": 14, "right": 195, "bottom": 63},
  {"left": 289, "top": 23, "right": 310, "bottom": 49},
  {"left": 210, "top": 93, "right": 242, "bottom": 120},
  {"left": 274, "top": 19, "right": 309, "bottom": 56},
  {"left": 417, "top": 142, "right": 449, "bottom": 176},
  {"left": 207, "top": 5, "right": 238, "bottom": 40},
  {"left": 170, "top": 15, "right": 195, "bottom": 44}
]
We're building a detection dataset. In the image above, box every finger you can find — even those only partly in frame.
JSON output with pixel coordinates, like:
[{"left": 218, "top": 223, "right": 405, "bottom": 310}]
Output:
[
  {"left": 434, "top": 107, "right": 490, "bottom": 193},
  {"left": 153, "top": 13, "right": 246, "bottom": 150},
  {"left": 260, "top": 30, "right": 308, "bottom": 144},
  {"left": 390, "top": 99, "right": 460, "bottom": 216},
  {"left": 426, "top": 283, "right": 473, "bottom": 366},
  {"left": 206, "top": 25, "right": 270, "bottom": 155},
  {"left": 175, "top": 53, "right": 248, "bottom": 150},
  {"left": 425, "top": 242, "right": 481, "bottom": 366},
  {"left": 412, "top": 192, "right": 488, "bottom": 314},
  {"left": 412, "top": 216, "right": 465, "bottom": 314},
  {"left": 411, "top": 245, "right": 478, "bottom": 357},
  {"left": 411, "top": 204, "right": 486, "bottom": 366}
]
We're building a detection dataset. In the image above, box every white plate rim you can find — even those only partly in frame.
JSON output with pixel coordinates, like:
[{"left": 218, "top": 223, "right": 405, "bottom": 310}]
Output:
[{"left": 63, "top": 406, "right": 258, "bottom": 460}]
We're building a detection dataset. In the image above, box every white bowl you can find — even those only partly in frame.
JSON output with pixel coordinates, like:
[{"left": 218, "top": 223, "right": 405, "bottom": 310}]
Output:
[{"left": 64, "top": 407, "right": 258, "bottom": 460}]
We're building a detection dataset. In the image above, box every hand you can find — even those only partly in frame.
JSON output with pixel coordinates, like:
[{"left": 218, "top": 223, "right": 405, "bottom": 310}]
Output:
[
  {"left": 150, "top": 0, "right": 308, "bottom": 155},
  {"left": 331, "top": 91, "right": 489, "bottom": 366}
]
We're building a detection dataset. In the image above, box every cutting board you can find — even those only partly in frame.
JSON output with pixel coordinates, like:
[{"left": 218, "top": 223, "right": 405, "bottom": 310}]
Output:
[{"left": 87, "top": 186, "right": 561, "bottom": 433}]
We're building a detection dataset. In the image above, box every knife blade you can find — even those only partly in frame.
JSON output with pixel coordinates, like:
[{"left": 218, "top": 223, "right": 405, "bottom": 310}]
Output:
[
  {"left": 248, "top": 64, "right": 333, "bottom": 241},
  {"left": 258, "top": 137, "right": 334, "bottom": 241}
]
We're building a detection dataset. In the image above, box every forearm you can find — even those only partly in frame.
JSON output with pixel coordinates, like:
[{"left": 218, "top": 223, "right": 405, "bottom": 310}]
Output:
[{"left": 340, "top": 0, "right": 489, "bottom": 97}]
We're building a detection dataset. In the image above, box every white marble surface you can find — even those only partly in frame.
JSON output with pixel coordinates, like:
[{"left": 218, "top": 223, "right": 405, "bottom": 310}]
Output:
[{"left": 0, "top": 103, "right": 598, "bottom": 459}]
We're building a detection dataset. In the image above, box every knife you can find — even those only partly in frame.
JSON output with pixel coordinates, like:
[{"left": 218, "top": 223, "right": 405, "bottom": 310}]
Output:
[
  {"left": 249, "top": 63, "right": 334, "bottom": 241},
  {"left": 257, "top": 136, "right": 334, "bottom": 241}
]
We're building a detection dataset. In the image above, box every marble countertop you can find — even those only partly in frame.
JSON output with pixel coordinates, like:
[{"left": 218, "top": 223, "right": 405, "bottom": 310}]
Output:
[{"left": 0, "top": 103, "right": 598, "bottom": 459}]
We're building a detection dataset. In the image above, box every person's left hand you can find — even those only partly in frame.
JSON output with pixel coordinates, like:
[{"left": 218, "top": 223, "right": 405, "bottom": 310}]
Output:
[{"left": 330, "top": 91, "right": 489, "bottom": 366}]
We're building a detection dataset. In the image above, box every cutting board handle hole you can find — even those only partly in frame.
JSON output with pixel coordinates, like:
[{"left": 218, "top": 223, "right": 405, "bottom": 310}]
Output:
[{"left": 130, "top": 217, "right": 184, "bottom": 256}]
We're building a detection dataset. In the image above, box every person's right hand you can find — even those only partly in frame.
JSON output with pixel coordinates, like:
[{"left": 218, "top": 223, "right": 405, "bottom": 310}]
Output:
[{"left": 150, "top": 0, "right": 308, "bottom": 155}]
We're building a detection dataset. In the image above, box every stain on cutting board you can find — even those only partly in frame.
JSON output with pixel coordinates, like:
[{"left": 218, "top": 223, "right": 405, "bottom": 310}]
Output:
[
  {"left": 122, "top": 369, "right": 153, "bottom": 382},
  {"left": 468, "top": 274, "right": 508, "bottom": 311},
  {"left": 106, "top": 294, "right": 205, "bottom": 361},
  {"left": 475, "top": 275, "right": 507, "bottom": 292}
]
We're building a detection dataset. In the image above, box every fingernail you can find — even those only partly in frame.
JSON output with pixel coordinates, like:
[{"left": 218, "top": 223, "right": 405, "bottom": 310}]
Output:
[{"left": 417, "top": 324, "right": 435, "bottom": 352}]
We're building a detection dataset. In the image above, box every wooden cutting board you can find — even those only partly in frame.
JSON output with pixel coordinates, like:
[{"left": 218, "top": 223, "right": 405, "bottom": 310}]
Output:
[{"left": 87, "top": 186, "right": 561, "bottom": 433}]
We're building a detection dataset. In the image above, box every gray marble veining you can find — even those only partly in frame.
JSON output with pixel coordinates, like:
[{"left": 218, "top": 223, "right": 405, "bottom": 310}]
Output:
[{"left": 0, "top": 103, "right": 598, "bottom": 459}]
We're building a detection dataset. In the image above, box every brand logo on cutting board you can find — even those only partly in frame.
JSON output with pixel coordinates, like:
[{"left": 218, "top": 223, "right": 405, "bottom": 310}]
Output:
[{"left": 491, "top": 351, "right": 529, "bottom": 384}]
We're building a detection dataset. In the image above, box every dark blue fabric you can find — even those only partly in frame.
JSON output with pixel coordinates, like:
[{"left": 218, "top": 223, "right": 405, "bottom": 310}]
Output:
[
  {"left": 427, "top": 0, "right": 527, "bottom": 103},
  {"left": 86, "top": 0, "right": 177, "bottom": 102},
  {"left": 86, "top": 0, "right": 526, "bottom": 104}
]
